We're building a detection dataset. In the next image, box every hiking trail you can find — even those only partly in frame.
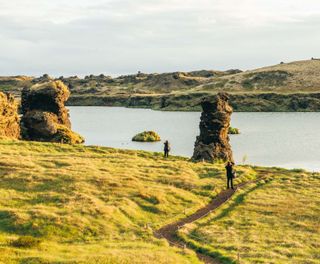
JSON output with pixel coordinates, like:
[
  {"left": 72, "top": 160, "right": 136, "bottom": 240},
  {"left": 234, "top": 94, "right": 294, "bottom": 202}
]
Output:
[{"left": 154, "top": 177, "right": 265, "bottom": 264}]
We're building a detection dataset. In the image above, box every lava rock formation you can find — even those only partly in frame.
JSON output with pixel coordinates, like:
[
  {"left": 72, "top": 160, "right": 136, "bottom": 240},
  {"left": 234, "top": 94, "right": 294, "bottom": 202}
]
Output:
[
  {"left": 192, "top": 93, "right": 233, "bottom": 162},
  {"left": 0, "top": 92, "right": 20, "bottom": 139},
  {"left": 21, "top": 80, "right": 84, "bottom": 144}
]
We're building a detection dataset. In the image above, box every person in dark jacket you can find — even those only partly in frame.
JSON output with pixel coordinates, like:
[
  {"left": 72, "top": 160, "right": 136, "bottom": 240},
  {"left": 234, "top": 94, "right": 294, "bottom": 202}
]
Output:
[
  {"left": 164, "top": 140, "right": 170, "bottom": 158},
  {"left": 225, "top": 161, "right": 235, "bottom": 189}
]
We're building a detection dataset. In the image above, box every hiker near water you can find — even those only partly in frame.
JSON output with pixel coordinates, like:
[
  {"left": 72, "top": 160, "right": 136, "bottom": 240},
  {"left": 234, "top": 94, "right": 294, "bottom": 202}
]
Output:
[
  {"left": 164, "top": 140, "right": 170, "bottom": 158},
  {"left": 225, "top": 161, "right": 235, "bottom": 189}
]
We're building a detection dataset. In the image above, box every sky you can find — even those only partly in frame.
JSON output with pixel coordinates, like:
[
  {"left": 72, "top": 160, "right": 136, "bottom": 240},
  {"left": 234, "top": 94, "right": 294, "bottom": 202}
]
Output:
[{"left": 0, "top": 0, "right": 320, "bottom": 77}]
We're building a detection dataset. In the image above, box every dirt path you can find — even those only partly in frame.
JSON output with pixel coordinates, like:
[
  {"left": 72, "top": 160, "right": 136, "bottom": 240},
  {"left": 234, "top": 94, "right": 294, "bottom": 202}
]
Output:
[{"left": 154, "top": 179, "right": 262, "bottom": 264}]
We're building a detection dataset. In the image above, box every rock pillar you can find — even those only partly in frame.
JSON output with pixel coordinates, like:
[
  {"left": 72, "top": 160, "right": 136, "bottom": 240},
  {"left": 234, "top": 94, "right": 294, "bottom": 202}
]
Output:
[{"left": 192, "top": 93, "right": 233, "bottom": 162}]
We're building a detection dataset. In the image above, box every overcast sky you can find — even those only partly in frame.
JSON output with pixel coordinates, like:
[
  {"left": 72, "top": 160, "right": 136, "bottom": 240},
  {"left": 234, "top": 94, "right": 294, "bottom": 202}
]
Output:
[{"left": 0, "top": 0, "right": 320, "bottom": 76}]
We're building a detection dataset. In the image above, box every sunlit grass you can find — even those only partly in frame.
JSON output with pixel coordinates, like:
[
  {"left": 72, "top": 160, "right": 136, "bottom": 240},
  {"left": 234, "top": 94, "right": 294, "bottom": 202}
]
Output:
[
  {"left": 0, "top": 138, "right": 258, "bottom": 263},
  {"left": 178, "top": 168, "right": 320, "bottom": 264}
]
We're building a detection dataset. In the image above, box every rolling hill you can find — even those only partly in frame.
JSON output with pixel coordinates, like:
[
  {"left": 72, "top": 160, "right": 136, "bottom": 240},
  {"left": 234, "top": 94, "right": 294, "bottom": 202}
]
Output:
[{"left": 1, "top": 59, "right": 320, "bottom": 111}]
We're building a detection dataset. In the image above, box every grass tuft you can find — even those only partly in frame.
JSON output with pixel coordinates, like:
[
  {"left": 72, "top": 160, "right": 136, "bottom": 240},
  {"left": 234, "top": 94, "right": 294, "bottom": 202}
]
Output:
[{"left": 10, "top": 236, "right": 42, "bottom": 248}]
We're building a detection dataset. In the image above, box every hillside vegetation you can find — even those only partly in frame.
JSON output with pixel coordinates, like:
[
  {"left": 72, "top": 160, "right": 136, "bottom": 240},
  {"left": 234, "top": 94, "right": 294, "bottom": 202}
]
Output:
[
  {"left": 178, "top": 168, "right": 320, "bottom": 264},
  {"left": 0, "top": 139, "right": 258, "bottom": 264},
  {"left": 0, "top": 139, "right": 317, "bottom": 263},
  {"left": 1, "top": 59, "right": 320, "bottom": 111},
  {"left": 197, "top": 59, "right": 320, "bottom": 93}
]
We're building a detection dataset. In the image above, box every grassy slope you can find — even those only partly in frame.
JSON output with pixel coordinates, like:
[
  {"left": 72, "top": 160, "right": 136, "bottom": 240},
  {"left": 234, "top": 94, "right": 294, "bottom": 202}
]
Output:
[
  {"left": 0, "top": 139, "right": 258, "bottom": 264},
  {"left": 195, "top": 59, "right": 320, "bottom": 93},
  {"left": 178, "top": 168, "right": 320, "bottom": 264}
]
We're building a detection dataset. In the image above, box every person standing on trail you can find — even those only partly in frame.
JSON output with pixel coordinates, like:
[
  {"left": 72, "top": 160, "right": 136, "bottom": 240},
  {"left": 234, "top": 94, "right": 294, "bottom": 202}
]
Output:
[
  {"left": 225, "top": 161, "right": 235, "bottom": 189},
  {"left": 164, "top": 140, "right": 170, "bottom": 158}
]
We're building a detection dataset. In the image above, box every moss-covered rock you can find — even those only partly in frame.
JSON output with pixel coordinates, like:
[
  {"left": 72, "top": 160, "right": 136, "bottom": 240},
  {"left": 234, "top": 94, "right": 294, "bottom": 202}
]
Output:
[
  {"left": 132, "top": 131, "right": 161, "bottom": 142},
  {"left": 21, "top": 80, "right": 71, "bottom": 127},
  {"left": 0, "top": 92, "right": 20, "bottom": 139},
  {"left": 54, "top": 125, "right": 85, "bottom": 144}
]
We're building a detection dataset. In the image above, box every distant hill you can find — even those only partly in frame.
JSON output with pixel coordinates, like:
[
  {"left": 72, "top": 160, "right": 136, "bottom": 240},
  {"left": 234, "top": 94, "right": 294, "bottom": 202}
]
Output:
[
  {"left": 1, "top": 59, "right": 320, "bottom": 111},
  {"left": 198, "top": 59, "right": 320, "bottom": 93},
  {"left": 63, "top": 59, "right": 320, "bottom": 95}
]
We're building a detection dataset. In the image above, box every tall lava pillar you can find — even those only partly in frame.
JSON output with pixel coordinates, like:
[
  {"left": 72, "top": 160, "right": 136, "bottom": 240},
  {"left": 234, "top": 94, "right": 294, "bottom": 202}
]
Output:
[{"left": 192, "top": 93, "right": 234, "bottom": 162}]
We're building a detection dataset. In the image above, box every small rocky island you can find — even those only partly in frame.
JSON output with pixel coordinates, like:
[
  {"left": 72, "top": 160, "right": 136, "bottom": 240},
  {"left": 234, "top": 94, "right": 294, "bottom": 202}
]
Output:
[{"left": 132, "top": 131, "right": 161, "bottom": 142}]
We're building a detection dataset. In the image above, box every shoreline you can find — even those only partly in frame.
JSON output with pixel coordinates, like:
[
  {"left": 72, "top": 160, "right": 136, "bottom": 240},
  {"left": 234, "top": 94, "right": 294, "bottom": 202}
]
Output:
[
  {"left": 66, "top": 107, "right": 320, "bottom": 172},
  {"left": 67, "top": 104, "right": 320, "bottom": 113},
  {"left": 66, "top": 92, "right": 320, "bottom": 112}
]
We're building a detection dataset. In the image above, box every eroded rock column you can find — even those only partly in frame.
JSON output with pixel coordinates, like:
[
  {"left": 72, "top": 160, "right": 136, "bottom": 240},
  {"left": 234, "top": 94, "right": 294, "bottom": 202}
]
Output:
[
  {"left": 192, "top": 93, "right": 233, "bottom": 162},
  {"left": 21, "top": 80, "right": 84, "bottom": 144}
]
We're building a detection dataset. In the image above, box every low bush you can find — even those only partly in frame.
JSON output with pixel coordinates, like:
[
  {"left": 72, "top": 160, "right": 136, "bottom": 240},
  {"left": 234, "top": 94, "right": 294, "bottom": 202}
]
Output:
[{"left": 228, "top": 127, "right": 240, "bottom": 135}]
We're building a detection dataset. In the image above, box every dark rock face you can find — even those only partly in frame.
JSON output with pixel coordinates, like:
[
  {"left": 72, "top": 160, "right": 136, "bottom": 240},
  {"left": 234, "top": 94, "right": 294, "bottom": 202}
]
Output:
[
  {"left": 21, "top": 81, "right": 84, "bottom": 144},
  {"left": 192, "top": 93, "right": 233, "bottom": 162},
  {"left": 0, "top": 92, "right": 20, "bottom": 139},
  {"left": 31, "top": 74, "right": 53, "bottom": 84}
]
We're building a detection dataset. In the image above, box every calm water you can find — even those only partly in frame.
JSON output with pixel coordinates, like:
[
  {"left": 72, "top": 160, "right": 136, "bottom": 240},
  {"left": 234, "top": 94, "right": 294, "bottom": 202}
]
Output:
[{"left": 69, "top": 107, "right": 320, "bottom": 172}]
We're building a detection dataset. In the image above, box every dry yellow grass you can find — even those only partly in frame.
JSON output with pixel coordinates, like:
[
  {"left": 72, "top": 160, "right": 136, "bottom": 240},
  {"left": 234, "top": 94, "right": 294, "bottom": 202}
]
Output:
[
  {"left": 1, "top": 139, "right": 316, "bottom": 263},
  {"left": 0, "top": 139, "right": 257, "bottom": 264},
  {"left": 178, "top": 168, "right": 320, "bottom": 263},
  {"left": 199, "top": 59, "right": 320, "bottom": 93}
]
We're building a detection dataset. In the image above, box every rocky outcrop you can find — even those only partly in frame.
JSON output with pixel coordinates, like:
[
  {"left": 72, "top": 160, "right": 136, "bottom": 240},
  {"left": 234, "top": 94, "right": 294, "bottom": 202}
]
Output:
[
  {"left": 21, "top": 80, "right": 84, "bottom": 144},
  {"left": 0, "top": 92, "right": 20, "bottom": 139},
  {"left": 31, "top": 74, "right": 53, "bottom": 84},
  {"left": 192, "top": 93, "right": 233, "bottom": 162}
]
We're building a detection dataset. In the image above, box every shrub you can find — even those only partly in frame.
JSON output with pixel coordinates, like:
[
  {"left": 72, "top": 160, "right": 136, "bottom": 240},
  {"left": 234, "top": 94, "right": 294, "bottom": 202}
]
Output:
[
  {"left": 132, "top": 131, "right": 161, "bottom": 142},
  {"left": 10, "top": 236, "right": 42, "bottom": 248},
  {"left": 228, "top": 127, "right": 240, "bottom": 135}
]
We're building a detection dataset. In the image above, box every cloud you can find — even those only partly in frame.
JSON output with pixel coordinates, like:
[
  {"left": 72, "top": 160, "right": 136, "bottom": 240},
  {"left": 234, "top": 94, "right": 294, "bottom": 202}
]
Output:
[{"left": 0, "top": 0, "right": 319, "bottom": 76}]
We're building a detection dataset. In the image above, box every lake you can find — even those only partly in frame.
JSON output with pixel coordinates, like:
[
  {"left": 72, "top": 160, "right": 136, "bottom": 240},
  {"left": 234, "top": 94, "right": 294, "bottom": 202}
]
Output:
[{"left": 69, "top": 107, "right": 320, "bottom": 172}]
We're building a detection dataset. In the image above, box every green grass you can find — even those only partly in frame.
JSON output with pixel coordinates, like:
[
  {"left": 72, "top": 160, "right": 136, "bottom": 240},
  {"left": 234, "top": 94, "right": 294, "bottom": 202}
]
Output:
[
  {"left": 178, "top": 168, "right": 320, "bottom": 264},
  {"left": 0, "top": 139, "right": 258, "bottom": 263}
]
